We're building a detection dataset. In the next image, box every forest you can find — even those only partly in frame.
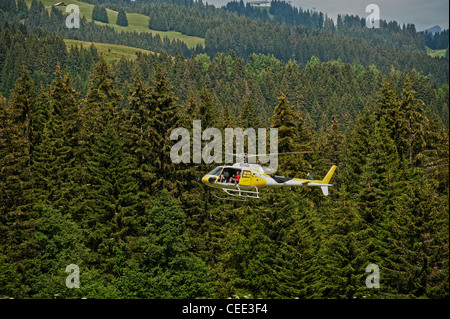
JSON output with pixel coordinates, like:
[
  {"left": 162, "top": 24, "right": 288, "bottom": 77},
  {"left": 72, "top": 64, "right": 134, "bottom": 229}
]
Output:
[{"left": 0, "top": 0, "right": 448, "bottom": 299}]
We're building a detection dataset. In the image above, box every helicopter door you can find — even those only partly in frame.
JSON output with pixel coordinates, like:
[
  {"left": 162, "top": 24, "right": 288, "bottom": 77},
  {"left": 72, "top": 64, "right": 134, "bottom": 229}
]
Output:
[{"left": 239, "top": 170, "right": 252, "bottom": 186}]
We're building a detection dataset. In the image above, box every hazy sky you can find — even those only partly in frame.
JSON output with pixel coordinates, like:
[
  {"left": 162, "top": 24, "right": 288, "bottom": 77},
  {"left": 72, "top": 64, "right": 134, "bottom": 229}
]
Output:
[{"left": 205, "top": 0, "right": 449, "bottom": 31}]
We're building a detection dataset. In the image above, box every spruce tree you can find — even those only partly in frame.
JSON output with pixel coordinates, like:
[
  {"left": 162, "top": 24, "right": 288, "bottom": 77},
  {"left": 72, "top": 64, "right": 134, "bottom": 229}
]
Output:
[
  {"left": 358, "top": 118, "right": 401, "bottom": 225},
  {"left": 71, "top": 55, "right": 125, "bottom": 270},
  {"left": 27, "top": 207, "right": 85, "bottom": 298},
  {"left": 270, "top": 92, "right": 313, "bottom": 177},
  {"left": 0, "top": 253, "right": 24, "bottom": 298},
  {"left": 80, "top": 123, "right": 142, "bottom": 272},
  {"left": 177, "top": 90, "right": 212, "bottom": 266},
  {"left": 312, "top": 185, "right": 378, "bottom": 298},
  {"left": 240, "top": 93, "right": 258, "bottom": 128},
  {"left": 314, "top": 114, "right": 344, "bottom": 177},
  {"left": 92, "top": 5, "right": 109, "bottom": 24},
  {"left": 198, "top": 84, "right": 215, "bottom": 128},
  {"left": 0, "top": 65, "right": 37, "bottom": 275},
  {"left": 418, "top": 112, "right": 449, "bottom": 193},
  {"left": 397, "top": 75, "right": 426, "bottom": 164},
  {"left": 339, "top": 108, "right": 375, "bottom": 197},
  {"left": 381, "top": 170, "right": 449, "bottom": 298},
  {"left": 123, "top": 65, "right": 154, "bottom": 197},
  {"left": 16, "top": 0, "right": 28, "bottom": 19},
  {"left": 0, "top": 0, "right": 16, "bottom": 14},
  {"left": 139, "top": 190, "right": 210, "bottom": 298},
  {"left": 149, "top": 67, "right": 182, "bottom": 194},
  {"left": 32, "top": 64, "right": 80, "bottom": 209},
  {"left": 116, "top": 8, "right": 128, "bottom": 27},
  {"left": 84, "top": 53, "right": 122, "bottom": 138}
]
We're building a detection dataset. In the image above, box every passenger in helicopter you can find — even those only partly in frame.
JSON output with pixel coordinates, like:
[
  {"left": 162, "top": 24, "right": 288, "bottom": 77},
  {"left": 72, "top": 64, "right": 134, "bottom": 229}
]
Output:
[
  {"left": 234, "top": 170, "right": 241, "bottom": 185},
  {"left": 229, "top": 173, "right": 235, "bottom": 183},
  {"left": 229, "top": 169, "right": 241, "bottom": 185},
  {"left": 221, "top": 170, "right": 230, "bottom": 183}
]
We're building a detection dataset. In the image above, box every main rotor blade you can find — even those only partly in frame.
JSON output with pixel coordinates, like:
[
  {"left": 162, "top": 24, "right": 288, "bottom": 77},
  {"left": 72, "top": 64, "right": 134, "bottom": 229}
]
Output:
[
  {"left": 224, "top": 151, "right": 313, "bottom": 158},
  {"left": 246, "top": 151, "right": 314, "bottom": 157}
]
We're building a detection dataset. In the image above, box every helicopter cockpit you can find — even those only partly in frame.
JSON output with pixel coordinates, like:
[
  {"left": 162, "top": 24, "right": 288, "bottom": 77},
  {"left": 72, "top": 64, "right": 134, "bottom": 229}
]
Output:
[{"left": 206, "top": 166, "right": 242, "bottom": 185}]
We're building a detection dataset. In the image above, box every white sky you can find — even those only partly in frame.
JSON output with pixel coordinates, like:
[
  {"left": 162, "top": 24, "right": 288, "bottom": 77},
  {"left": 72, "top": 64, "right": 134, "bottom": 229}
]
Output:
[{"left": 205, "top": 0, "right": 449, "bottom": 31}]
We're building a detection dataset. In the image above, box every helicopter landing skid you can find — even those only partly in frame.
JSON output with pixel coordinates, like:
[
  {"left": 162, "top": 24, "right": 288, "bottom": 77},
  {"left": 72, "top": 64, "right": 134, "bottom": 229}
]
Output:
[{"left": 222, "top": 185, "right": 260, "bottom": 199}]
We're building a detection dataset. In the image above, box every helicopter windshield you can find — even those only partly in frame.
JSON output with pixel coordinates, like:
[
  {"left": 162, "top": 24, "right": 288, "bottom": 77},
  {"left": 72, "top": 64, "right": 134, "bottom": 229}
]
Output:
[{"left": 208, "top": 166, "right": 223, "bottom": 176}]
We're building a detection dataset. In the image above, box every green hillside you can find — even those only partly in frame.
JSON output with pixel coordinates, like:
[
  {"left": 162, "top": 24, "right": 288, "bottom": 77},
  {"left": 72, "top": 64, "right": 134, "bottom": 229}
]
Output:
[
  {"left": 24, "top": 0, "right": 205, "bottom": 48},
  {"left": 64, "top": 39, "right": 154, "bottom": 63},
  {"left": 427, "top": 46, "right": 448, "bottom": 58}
]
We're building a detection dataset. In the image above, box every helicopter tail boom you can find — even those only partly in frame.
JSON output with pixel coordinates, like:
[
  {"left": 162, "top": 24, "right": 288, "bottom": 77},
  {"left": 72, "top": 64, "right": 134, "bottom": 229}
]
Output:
[{"left": 305, "top": 165, "right": 336, "bottom": 196}]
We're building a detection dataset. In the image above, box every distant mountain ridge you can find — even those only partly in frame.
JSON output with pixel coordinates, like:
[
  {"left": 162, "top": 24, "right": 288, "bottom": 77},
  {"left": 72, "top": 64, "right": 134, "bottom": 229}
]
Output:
[{"left": 422, "top": 25, "right": 442, "bottom": 34}]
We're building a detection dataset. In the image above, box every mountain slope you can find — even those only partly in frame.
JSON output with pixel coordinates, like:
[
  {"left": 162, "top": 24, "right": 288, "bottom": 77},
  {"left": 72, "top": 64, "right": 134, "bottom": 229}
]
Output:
[
  {"left": 24, "top": 0, "right": 205, "bottom": 48},
  {"left": 64, "top": 39, "right": 154, "bottom": 63}
]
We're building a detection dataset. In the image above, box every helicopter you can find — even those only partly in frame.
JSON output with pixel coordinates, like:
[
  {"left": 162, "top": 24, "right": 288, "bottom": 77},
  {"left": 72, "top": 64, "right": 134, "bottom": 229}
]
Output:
[{"left": 200, "top": 152, "right": 337, "bottom": 200}]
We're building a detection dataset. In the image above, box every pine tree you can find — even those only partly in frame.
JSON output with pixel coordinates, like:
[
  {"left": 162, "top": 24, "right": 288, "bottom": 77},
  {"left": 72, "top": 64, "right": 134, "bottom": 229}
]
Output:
[
  {"left": 84, "top": 53, "right": 122, "bottom": 138},
  {"left": 312, "top": 185, "right": 378, "bottom": 298},
  {"left": 314, "top": 114, "right": 344, "bottom": 177},
  {"left": 177, "top": 90, "right": 213, "bottom": 269},
  {"left": 31, "top": 64, "right": 81, "bottom": 209},
  {"left": 372, "top": 78, "right": 427, "bottom": 165},
  {"left": 70, "top": 55, "right": 126, "bottom": 270},
  {"left": 358, "top": 118, "right": 401, "bottom": 224},
  {"left": 0, "top": 0, "right": 16, "bottom": 14},
  {"left": 80, "top": 123, "right": 143, "bottom": 272},
  {"left": 269, "top": 92, "right": 313, "bottom": 177},
  {"left": 340, "top": 108, "right": 374, "bottom": 194},
  {"left": 398, "top": 75, "right": 426, "bottom": 164},
  {"left": 116, "top": 8, "right": 128, "bottom": 27},
  {"left": 418, "top": 112, "right": 449, "bottom": 193},
  {"left": 123, "top": 66, "right": 154, "bottom": 197},
  {"left": 0, "top": 65, "right": 37, "bottom": 275},
  {"left": 381, "top": 170, "right": 449, "bottom": 298},
  {"left": 139, "top": 190, "right": 210, "bottom": 298},
  {"left": 183, "top": 90, "right": 199, "bottom": 127},
  {"left": 0, "top": 253, "right": 24, "bottom": 298},
  {"left": 240, "top": 93, "right": 259, "bottom": 128},
  {"left": 92, "top": 5, "right": 109, "bottom": 24},
  {"left": 198, "top": 84, "right": 215, "bottom": 128},
  {"left": 16, "top": 0, "right": 28, "bottom": 19},
  {"left": 27, "top": 207, "right": 85, "bottom": 298},
  {"left": 149, "top": 67, "right": 182, "bottom": 194}
]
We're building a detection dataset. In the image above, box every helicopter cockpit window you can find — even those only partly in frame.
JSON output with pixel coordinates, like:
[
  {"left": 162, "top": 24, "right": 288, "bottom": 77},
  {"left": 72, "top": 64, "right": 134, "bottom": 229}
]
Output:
[
  {"left": 218, "top": 168, "right": 242, "bottom": 184},
  {"left": 208, "top": 167, "right": 223, "bottom": 176}
]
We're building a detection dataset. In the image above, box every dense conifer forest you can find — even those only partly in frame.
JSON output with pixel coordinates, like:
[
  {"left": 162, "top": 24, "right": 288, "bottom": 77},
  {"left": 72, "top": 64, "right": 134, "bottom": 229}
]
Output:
[{"left": 0, "top": 0, "right": 448, "bottom": 299}]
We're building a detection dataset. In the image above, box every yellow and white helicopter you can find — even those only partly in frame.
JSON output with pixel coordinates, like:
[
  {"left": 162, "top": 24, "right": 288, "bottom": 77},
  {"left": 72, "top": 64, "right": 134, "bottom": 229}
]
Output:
[{"left": 200, "top": 152, "right": 337, "bottom": 200}]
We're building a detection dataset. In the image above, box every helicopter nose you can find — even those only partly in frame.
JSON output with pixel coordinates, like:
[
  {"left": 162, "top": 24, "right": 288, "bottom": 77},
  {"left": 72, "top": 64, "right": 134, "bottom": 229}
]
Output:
[
  {"left": 200, "top": 175, "right": 209, "bottom": 184},
  {"left": 197, "top": 175, "right": 207, "bottom": 183}
]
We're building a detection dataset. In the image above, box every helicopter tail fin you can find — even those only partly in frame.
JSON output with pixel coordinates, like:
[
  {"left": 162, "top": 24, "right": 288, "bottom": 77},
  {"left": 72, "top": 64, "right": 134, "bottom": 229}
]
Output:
[
  {"left": 322, "top": 165, "right": 337, "bottom": 184},
  {"left": 320, "top": 166, "right": 336, "bottom": 196}
]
